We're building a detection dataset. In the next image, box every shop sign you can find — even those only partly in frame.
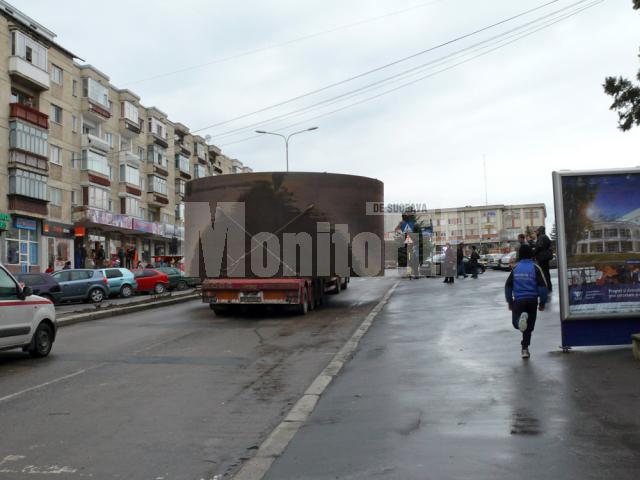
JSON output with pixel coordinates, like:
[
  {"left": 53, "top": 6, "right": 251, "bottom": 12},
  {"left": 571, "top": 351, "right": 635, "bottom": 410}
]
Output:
[
  {"left": 0, "top": 213, "right": 10, "bottom": 230},
  {"left": 85, "top": 207, "right": 133, "bottom": 230},
  {"left": 14, "top": 216, "right": 37, "bottom": 231},
  {"left": 133, "top": 219, "right": 155, "bottom": 234},
  {"left": 43, "top": 221, "right": 75, "bottom": 238}
]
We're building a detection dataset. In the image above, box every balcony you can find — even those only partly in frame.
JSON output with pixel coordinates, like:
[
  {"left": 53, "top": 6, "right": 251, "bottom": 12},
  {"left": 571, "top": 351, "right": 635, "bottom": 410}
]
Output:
[
  {"left": 119, "top": 150, "right": 141, "bottom": 166},
  {"left": 81, "top": 98, "right": 111, "bottom": 122},
  {"left": 9, "top": 103, "right": 49, "bottom": 129},
  {"left": 82, "top": 133, "right": 110, "bottom": 153},
  {"left": 119, "top": 117, "right": 142, "bottom": 137},
  {"left": 8, "top": 56, "right": 50, "bottom": 90},
  {"left": 147, "top": 192, "right": 169, "bottom": 207},
  {"left": 149, "top": 132, "right": 169, "bottom": 148},
  {"left": 118, "top": 183, "right": 142, "bottom": 198}
]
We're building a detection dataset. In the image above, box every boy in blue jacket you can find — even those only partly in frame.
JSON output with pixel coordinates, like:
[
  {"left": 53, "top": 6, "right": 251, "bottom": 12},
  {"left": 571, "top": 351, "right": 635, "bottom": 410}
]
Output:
[{"left": 505, "top": 244, "right": 548, "bottom": 359}]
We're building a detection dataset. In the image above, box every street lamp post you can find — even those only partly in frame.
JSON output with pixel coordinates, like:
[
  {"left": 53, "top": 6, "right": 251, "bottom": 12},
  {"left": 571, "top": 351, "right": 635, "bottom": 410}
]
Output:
[{"left": 255, "top": 127, "right": 318, "bottom": 172}]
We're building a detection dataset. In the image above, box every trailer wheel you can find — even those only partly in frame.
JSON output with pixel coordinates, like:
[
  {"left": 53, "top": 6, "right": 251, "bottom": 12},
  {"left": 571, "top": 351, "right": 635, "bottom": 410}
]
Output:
[
  {"left": 211, "top": 305, "right": 229, "bottom": 316},
  {"left": 297, "top": 289, "right": 308, "bottom": 315},
  {"left": 341, "top": 277, "right": 348, "bottom": 290},
  {"left": 334, "top": 278, "right": 342, "bottom": 294}
]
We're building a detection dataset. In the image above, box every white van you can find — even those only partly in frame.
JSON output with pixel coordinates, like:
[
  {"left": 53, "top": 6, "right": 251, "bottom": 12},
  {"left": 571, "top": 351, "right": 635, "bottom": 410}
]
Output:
[{"left": 0, "top": 264, "right": 57, "bottom": 357}]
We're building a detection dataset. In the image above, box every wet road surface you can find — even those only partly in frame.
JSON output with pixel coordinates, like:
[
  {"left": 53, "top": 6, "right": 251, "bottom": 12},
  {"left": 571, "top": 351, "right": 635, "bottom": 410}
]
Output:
[
  {"left": 0, "top": 276, "right": 396, "bottom": 479},
  {"left": 265, "top": 270, "right": 640, "bottom": 480}
]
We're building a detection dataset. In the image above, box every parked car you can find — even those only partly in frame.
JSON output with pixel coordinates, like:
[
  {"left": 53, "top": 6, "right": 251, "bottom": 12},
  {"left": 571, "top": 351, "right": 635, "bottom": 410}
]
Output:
[
  {"left": 462, "top": 256, "right": 486, "bottom": 274},
  {"left": 95, "top": 268, "right": 137, "bottom": 298},
  {"left": 155, "top": 267, "right": 190, "bottom": 291},
  {"left": 134, "top": 269, "right": 169, "bottom": 294},
  {"left": 50, "top": 269, "right": 109, "bottom": 303},
  {"left": 485, "top": 253, "right": 504, "bottom": 270},
  {"left": 0, "top": 264, "right": 57, "bottom": 358},
  {"left": 15, "top": 273, "right": 63, "bottom": 305},
  {"left": 498, "top": 252, "right": 517, "bottom": 270}
]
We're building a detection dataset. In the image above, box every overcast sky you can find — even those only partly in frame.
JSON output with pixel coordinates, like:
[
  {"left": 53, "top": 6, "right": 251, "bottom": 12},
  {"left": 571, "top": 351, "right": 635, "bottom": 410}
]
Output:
[{"left": 16, "top": 0, "right": 640, "bottom": 226}]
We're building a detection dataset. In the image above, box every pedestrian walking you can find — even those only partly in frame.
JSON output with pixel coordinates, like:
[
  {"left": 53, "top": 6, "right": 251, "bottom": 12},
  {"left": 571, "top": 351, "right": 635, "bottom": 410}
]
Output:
[
  {"left": 95, "top": 243, "right": 106, "bottom": 269},
  {"left": 45, "top": 263, "right": 54, "bottom": 274},
  {"left": 505, "top": 245, "right": 548, "bottom": 359},
  {"left": 469, "top": 246, "right": 480, "bottom": 279},
  {"left": 533, "top": 225, "right": 553, "bottom": 292},
  {"left": 117, "top": 246, "right": 125, "bottom": 269},
  {"left": 443, "top": 243, "right": 456, "bottom": 284},
  {"left": 456, "top": 243, "right": 467, "bottom": 278},
  {"left": 63, "top": 261, "right": 71, "bottom": 270}
]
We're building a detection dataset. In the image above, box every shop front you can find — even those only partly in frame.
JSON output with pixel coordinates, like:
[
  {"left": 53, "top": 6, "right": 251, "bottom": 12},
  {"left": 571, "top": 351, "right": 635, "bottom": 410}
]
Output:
[
  {"left": 4, "top": 215, "right": 41, "bottom": 273},
  {"left": 73, "top": 207, "right": 175, "bottom": 269},
  {"left": 41, "top": 220, "right": 75, "bottom": 271}
]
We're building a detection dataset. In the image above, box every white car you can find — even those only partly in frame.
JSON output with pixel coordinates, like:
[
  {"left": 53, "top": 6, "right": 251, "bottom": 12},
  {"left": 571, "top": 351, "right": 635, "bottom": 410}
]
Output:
[
  {"left": 498, "top": 252, "right": 517, "bottom": 271},
  {"left": 0, "top": 264, "right": 57, "bottom": 358}
]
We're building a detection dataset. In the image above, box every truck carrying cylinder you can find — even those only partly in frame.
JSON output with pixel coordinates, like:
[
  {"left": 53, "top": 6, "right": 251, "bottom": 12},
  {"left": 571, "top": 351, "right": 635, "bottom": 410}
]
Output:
[{"left": 184, "top": 172, "right": 384, "bottom": 279}]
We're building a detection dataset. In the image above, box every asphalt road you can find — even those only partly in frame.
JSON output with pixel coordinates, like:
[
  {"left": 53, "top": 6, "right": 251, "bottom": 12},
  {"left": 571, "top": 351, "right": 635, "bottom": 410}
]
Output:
[
  {"left": 265, "top": 270, "right": 640, "bottom": 480},
  {"left": 0, "top": 276, "right": 397, "bottom": 480}
]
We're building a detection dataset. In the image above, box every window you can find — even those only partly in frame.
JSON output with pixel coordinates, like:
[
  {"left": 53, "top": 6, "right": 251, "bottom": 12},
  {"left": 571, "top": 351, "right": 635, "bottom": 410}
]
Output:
[
  {"left": 162, "top": 213, "right": 170, "bottom": 224},
  {"left": 175, "top": 202, "right": 185, "bottom": 220},
  {"left": 105, "top": 132, "right": 113, "bottom": 147},
  {"left": 71, "top": 189, "right": 79, "bottom": 205},
  {"left": 50, "top": 104, "right": 62, "bottom": 124},
  {"left": 10, "top": 120, "right": 48, "bottom": 157},
  {"left": 194, "top": 164, "right": 205, "bottom": 179},
  {"left": 175, "top": 179, "right": 186, "bottom": 196},
  {"left": 11, "top": 30, "right": 48, "bottom": 71},
  {"left": 148, "top": 117, "right": 167, "bottom": 139},
  {"left": 604, "top": 228, "right": 618, "bottom": 238},
  {"left": 82, "top": 77, "right": 109, "bottom": 108},
  {"left": 119, "top": 164, "right": 140, "bottom": 186},
  {"left": 9, "top": 169, "right": 47, "bottom": 200},
  {"left": 49, "top": 187, "right": 62, "bottom": 206},
  {"left": 72, "top": 115, "right": 78, "bottom": 132},
  {"left": 108, "top": 100, "right": 113, "bottom": 112},
  {"left": 71, "top": 152, "right": 79, "bottom": 169},
  {"left": 125, "top": 197, "right": 141, "bottom": 218},
  {"left": 51, "top": 64, "right": 63, "bottom": 84},
  {"left": 176, "top": 154, "right": 190, "bottom": 173},
  {"left": 122, "top": 101, "right": 139, "bottom": 123},
  {"left": 81, "top": 150, "right": 109, "bottom": 177},
  {"left": 0, "top": 268, "right": 18, "bottom": 299},
  {"left": 88, "top": 185, "right": 109, "bottom": 210},
  {"left": 196, "top": 143, "right": 206, "bottom": 159},
  {"left": 590, "top": 230, "right": 603, "bottom": 239},
  {"left": 149, "top": 175, "right": 167, "bottom": 195},
  {"left": 137, "top": 146, "right": 145, "bottom": 159},
  {"left": 72, "top": 79, "right": 78, "bottom": 96},
  {"left": 148, "top": 145, "right": 167, "bottom": 168},
  {"left": 49, "top": 145, "right": 62, "bottom": 165}
]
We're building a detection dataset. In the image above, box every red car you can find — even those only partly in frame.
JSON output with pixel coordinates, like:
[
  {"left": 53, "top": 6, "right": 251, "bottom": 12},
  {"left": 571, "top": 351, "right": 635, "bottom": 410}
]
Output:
[{"left": 133, "top": 269, "right": 169, "bottom": 294}]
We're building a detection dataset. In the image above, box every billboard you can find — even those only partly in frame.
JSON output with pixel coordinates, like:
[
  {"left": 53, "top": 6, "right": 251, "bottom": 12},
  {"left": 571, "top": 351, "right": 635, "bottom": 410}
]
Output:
[{"left": 553, "top": 169, "right": 640, "bottom": 347}]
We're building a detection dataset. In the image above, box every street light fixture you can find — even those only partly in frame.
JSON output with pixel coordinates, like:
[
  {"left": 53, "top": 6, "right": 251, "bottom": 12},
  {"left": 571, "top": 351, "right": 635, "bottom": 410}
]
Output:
[{"left": 255, "top": 127, "right": 319, "bottom": 172}]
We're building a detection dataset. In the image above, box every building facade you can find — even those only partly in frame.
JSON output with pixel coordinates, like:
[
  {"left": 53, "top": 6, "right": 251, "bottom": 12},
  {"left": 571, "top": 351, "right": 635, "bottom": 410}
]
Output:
[
  {"left": 0, "top": 1, "right": 250, "bottom": 273},
  {"left": 416, "top": 203, "right": 547, "bottom": 252}
]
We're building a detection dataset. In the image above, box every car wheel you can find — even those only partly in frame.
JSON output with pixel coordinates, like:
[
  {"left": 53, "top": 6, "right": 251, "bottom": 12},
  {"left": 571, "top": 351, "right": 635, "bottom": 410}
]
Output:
[
  {"left": 40, "top": 293, "right": 55, "bottom": 305},
  {"left": 176, "top": 280, "right": 187, "bottom": 291},
  {"left": 89, "top": 288, "right": 104, "bottom": 303},
  {"left": 28, "top": 322, "right": 54, "bottom": 358},
  {"left": 154, "top": 283, "right": 166, "bottom": 294},
  {"left": 120, "top": 284, "right": 133, "bottom": 298}
]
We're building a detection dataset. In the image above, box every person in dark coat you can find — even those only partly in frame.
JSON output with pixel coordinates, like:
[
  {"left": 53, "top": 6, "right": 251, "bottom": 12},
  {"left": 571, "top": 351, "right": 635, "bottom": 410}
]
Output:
[
  {"left": 117, "top": 246, "right": 125, "bottom": 269},
  {"left": 456, "top": 243, "right": 467, "bottom": 279},
  {"left": 533, "top": 225, "right": 553, "bottom": 292},
  {"left": 469, "top": 246, "right": 480, "bottom": 279}
]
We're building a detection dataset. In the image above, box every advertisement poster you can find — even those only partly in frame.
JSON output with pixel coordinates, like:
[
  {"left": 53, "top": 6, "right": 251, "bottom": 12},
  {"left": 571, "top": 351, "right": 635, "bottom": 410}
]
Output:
[{"left": 558, "top": 172, "right": 640, "bottom": 318}]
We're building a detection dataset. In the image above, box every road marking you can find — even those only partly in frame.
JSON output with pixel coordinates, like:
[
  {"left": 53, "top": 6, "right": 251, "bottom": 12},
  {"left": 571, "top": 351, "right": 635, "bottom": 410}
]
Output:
[
  {"left": 232, "top": 280, "right": 400, "bottom": 480},
  {"left": 0, "top": 369, "right": 88, "bottom": 404}
]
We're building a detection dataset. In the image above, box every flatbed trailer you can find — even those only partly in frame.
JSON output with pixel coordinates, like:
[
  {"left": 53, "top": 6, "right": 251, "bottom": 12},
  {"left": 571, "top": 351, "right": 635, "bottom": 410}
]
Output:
[{"left": 202, "top": 276, "right": 348, "bottom": 315}]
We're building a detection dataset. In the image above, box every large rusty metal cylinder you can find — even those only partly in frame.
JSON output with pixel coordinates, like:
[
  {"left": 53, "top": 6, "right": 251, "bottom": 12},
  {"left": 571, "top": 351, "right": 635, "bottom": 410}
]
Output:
[{"left": 184, "top": 172, "right": 384, "bottom": 278}]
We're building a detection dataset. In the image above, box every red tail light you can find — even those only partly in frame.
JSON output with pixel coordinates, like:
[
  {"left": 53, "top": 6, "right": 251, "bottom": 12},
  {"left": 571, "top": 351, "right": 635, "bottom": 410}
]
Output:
[{"left": 103, "top": 276, "right": 108, "bottom": 285}]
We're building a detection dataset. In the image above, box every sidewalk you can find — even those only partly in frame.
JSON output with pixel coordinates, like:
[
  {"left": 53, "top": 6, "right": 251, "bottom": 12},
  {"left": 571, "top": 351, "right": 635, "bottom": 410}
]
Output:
[
  {"left": 263, "top": 271, "right": 640, "bottom": 480},
  {"left": 55, "top": 288, "right": 198, "bottom": 318}
]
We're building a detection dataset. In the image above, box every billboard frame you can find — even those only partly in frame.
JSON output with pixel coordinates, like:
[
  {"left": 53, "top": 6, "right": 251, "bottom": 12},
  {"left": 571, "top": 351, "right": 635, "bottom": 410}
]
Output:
[{"left": 553, "top": 168, "right": 640, "bottom": 348}]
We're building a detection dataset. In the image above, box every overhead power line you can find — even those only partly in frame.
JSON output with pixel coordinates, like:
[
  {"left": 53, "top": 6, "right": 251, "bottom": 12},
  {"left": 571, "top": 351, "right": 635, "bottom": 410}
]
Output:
[
  {"left": 209, "top": 0, "right": 596, "bottom": 141},
  {"left": 122, "top": 0, "right": 450, "bottom": 86},
  {"left": 191, "top": 0, "right": 562, "bottom": 134},
  {"left": 218, "top": 0, "right": 604, "bottom": 148}
]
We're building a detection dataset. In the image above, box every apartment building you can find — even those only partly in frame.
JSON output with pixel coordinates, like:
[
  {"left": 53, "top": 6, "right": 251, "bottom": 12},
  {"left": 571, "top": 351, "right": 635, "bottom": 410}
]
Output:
[
  {"left": 0, "top": 1, "right": 251, "bottom": 273},
  {"left": 416, "top": 203, "right": 547, "bottom": 252}
]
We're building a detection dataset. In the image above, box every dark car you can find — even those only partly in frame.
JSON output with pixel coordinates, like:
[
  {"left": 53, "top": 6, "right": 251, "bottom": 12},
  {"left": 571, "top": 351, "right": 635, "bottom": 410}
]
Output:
[
  {"left": 15, "top": 273, "right": 63, "bottom": 305},
  {"left": 155, "top": 267, "right": 201, "bottom": 290},
  {"left": 50, "top": 269, "right": 109, "bottom": 303},
  {"left": 462, "top": 256, "right": 486, "bottom": 275}
]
